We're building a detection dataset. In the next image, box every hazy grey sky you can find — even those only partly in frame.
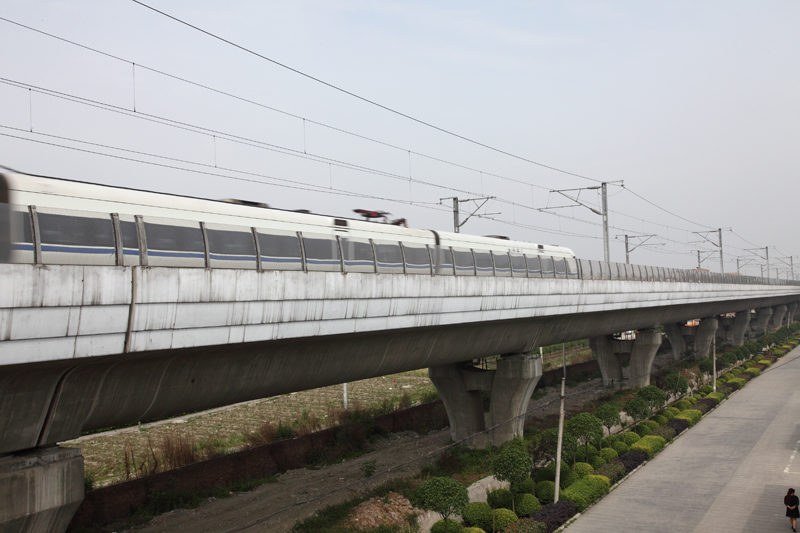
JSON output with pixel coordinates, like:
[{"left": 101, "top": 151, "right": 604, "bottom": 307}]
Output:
[{"left": 1, "top": 1, "right": 797, "bottom": 276}]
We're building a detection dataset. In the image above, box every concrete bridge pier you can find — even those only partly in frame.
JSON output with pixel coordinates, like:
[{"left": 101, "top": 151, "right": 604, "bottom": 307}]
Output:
[
  {"left": 662, "top": 323, "right": 688, "bottom": 361},
  {"left": 788, "top": 303, "right": 798, "bottom": 324},
  {"left": 0, "top": 446, "right": 84, "bottom": 533},
  {"left": 429, "top": 353, "right": 542, "bottom": 448},
  {"left": 695, "top": 318, "right": 719, "bottom": 358},
  {"left": 590, "top": 329, "right": 662, "bottom": 388},
  {"left": 769, "top": 305, "right": 787, "bottom": 331},
  {"left": 731, "top": 311, "right": 752, "bottom": 346},
  {"left": 751, "top": 307, "right": 773, "bottom": 337},
  {"left": 715, "top": 317, "right": 734, "bottom": 346}
]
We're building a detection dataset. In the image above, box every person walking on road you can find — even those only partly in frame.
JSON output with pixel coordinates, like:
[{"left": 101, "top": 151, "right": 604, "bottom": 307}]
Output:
[{"left": 786, "top": 488, "right": 799, "bottom": 531}]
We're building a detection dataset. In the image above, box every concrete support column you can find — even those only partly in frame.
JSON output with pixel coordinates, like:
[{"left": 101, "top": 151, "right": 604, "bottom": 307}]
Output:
[
  {"left": 0, "top": 446, "right": 83, "bottom": 533},
  {"left": 489, "top": 354, "right": 542, "bottom": 445},
  {"left": 787, "top": 303, "right": 798, "bottom": 324},
  {"left": 627, "top": 329, "right": 663, "bottom": 388},
  {"left": 752, "top": 307, "right": 773, "bottom": 337},
  {"left": 695, "top": 318, "right": 719, "bottom": 358},
  {"left": 732, "top": 311, "right": 752, "bottom": 346},
  {"left": 589, "top": 336, "right": 624, "bottom": 386},
  {"left": 662, "top": 323, "right": 687, "bottom": 362},
  {"left": 771, "top": 305, "right": 788, "bottom": 329},
  {"left": 716, "top": 317, "right": 734, "bottom": 346},
  {"left": 429, "top": 364, "right": 488, "bottom": 446}
]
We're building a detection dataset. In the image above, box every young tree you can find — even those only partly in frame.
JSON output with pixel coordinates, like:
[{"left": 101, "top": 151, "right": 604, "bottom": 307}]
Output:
[
  {"left": 534, "top": 428, "right": 578, "bottom": 467},
  {"left": 493, "top": 439, "right": 533, "bottom": 513},
  {"left": 636, "top": 386, "right": 666, "bottom": 413},
  {"left": 565, "top": 412, "right": 604, "bottom": 462},
  {"left": 663, "top": 373, "right": 689, "bottom": 400},
  {"left": 417, "top": 477, "right": 469, "bottom": 532},
  {"left": 594, "top": 401, "right": 622, "bottom": 436},
  {"left": 623, "top": 397, "right": 651, "bottom": 422}
]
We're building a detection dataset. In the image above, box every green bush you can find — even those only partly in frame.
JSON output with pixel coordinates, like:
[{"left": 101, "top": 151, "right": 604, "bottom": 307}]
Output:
[
  {"left": 514, "top": 493, "right": 541, "bottom": 517},
  {"left": 722, "top": 372, "right": 734, "bottom": 381},
  {"left": 573, "top": 462, "right": 594, "bottom": 478},
  {"left": 674, "top": 409, "right": 702, "bottom": 427},
  {"left": 649, "top": 425, "right": 676, "bottom": 442},
  {"left": 534, "top": 480, "right": 555, "bottom": 504},
  {"left": 560, "top": 469, "right": 580, "bottom": 489},
  {"left": 574, "top": 444, "right": 599, "bottom": 463},
  {"left": 651, "top": 415, "right": 668, "bottom": 425},
  {"left": 698, "top": 384, "right": 713, "bottom": 394},
  {"left": 730, "top": 368, "right": 743, "bottom": 376},
  {"left": 463, "top": 528, "right": 486, "bottom": 533},
  {"left": 662, "top": 407, "right": 680, "bottom": 420},
  {"left": 760, "top": 359, "right": 772, "bottom": 367},
  {"left": 634, "top": 425, "right": 651, "bottom": 437},
  {"left": 493, "top": 508, "right": 519, "bottom": 531},
  {"left": 588, "top": 456, "right": 606, "bottom": 470},
  {"left": 511, "top": 477, "right": 534, "bottom": 494},
  {"left": 462, "top": 502, "right": 493, "bottom": 531},
  {"left": 504, "top": 519, "right": 547, "bottom": 533},
  {"left": 674, "top": 399, "right": 692, "bottom": 411},
  {"left": 431, "top": 519, "right": 464, "bottom": 533},
  {"left": 599, "top": 447, "right": 618, "bottom": 462},
  {"left": 698, "top": 359, "right": 714, "bottom": 374},
  {"left": 560, "top": 475, "right": 610, "bottom": 511},
  {"left": 728, "top": 377, "right": 746, "bottom": 388},
  {"left": 645, "top": 420, "right": 660, "bottom": 431},
  {"left": 594, "top": 461, "right": 626, "bottom": 485},
  {"left": 685, "top": 396, "right": 697, "bottom": 405},
  {"left": 716, "top": 377, "right": 727, "bottom": 386},
  {"left": 487, "top": 489, "right": 514, "bottom": 510},
  {"left": 706, "top": 391, "right": 726, "bottom": 402},
  {"left": 419, "top": 476, "right": 470, "bottom": 526},
  {"left": 533, "top": 461, "right": 569, "bottom": 484},
  {"left": 622, "top": 431, "right": 640, "bottom": 445},
  {"left": 630, "top": 435, "right": 666, "bottom": 458},
  {"left": 611, "top": 440, "right": 629, "bottom": 454},
  {"left": 745, "top": 367, "right": 761, "bottom": 377}
]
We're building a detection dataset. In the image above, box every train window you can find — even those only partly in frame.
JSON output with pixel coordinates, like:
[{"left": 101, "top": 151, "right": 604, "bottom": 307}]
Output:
[
  {"left": 374, "top": 241, "right": 404, "bottom": 274},
  {"left": 473, "top": 250, "right": 493, "bottom": 276},
  {"left": 541, "top": 256, "right": 555, "bottom": 278},
  {"left": 432, "top": 247, "right": 454, "bottom": 276},
  {"left": 303, "top": 234, "right": 341, "bottom": 272},
  {"left": 510, "top": 253, "right": 527, "bottom": 277},
  {"left": 3, "top": 205, "right": 33, "bottom": 264},
  {"left": 566, "top": 257, "right": 579, "bottom": 278},
  {"left": 143, "top": 219, "right": 206, "bottom": 268},
  {"left": 452, "top": 248, "right": 475, "bottom": 276},
  {"left": 37, "top": 209, "right": 116, "bottom": 266},
  {"left": 525, "top": 254, "right": 541, "bottom": 277},
  {"left": 206, "top": 225, "right": 257, "bottom": 270},
  {"left": 402, "top": 243, "right": 431, "bottom": 275},
  {"left": 493, "top": 252, "right": 511, "bottom": 277},
  {"left": 257, "top": 230, "right": 303, "bottom": 271},
  {"left": 341, "top": 237, "right": 375, "bottom": 273},
  {"left": 118, "top": 217, "right": 140, "bottom": 266},
  {"left": 554, "top": 257, "right": 568, "bottom": 279}
]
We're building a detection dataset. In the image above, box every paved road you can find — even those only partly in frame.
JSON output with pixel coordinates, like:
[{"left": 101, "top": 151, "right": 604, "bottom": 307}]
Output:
[{"left": 566, "top": 346, "right": 800, "bottom": 533}]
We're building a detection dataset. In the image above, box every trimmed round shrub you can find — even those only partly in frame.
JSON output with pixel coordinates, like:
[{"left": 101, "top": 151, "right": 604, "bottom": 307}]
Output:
[
  {"left": 463, "top": 528, "right": 486, "bottom": 533},
  {"left": 666, "top": 417, "right": 688, "bottom": 434},
  {"left": 706, "top": 391, "right": 726, "bottom": 402},
  {"left": 745, "top": 367, "right": 761, "bottom": 377},
  {"left": 696, "top": 392, "right": 706, "bottom": 399},
  {"left": 574, "top": 444, "right": 599, "bottom": 463},
  {"left": 514, "top": 493, "right": 542, "bottom": 517},
  {"left": 534, "top": 480, "right": 555, "bottom": 505},
  {"left": 573, "top": 462, "right": 594, "bottom": 478},
  {"left": 588, "top": 456, "right": 606, "bottom": 470},
  {"left": 511, "top": 477, "right": 534, "bottom": 494},
  {"left": 651, "top": 415, "right": 668, "bottom": 425},
  {"left": 431, "top": 519, "right": 464, "bottom": 533},
  {"left": 611, "top": 440, "right": 629, "bottom": 454},
  {"left": 722, "top": 372, "right": 735, "bottom": 381},
  {"left": 630, "top": 435, "right": 666, "bottom": 458},
  {"left": 560, "top": 469, "right": 580, "bottom": 489},
  {"left": 634, "top": 425, "right": 651, "bottom": 437},
  {"left": 617, "top": 450, "right": 648, "bottom": 473},
  {"left": 595, "top": 460, "right": 626, "bottom": 485},
  {"left": 698, "top": 397, "right": 718, "bottom": 410},
  {"left": 730, "top": 367, "right": 743, "bottom": 376},
  {"left": 462, "top": 502, "right": 492, "bottom": 531},
  {"left": 760, "top": 359, "right": 772, "bottom": 367},
  {"left": 649, "top": 425, "right": 676, "bottom": 442},
  {"left": 674, "top": 409, "right": 702, "bottom": 427},
  {"left": 728, "top": 377, "right": 746, "bottom": 388},
  {"left": 694, "top": 402, "right": 710, "bottom": 414},
  {"left": 674, "top": 399, "right": 692, "bottom": 411},
  {"left": 487, "top": 488, "right": 514, "bottom": 510},
  {"left": 645, "top": 420, "right": 660, "bottom": 431},
  {"left": 531, "top": 501, "right": 578, "bottom": 533},
  {"left": 717, "top": 377, "right": 727, "bottom": 386},
  {"left": 504, "top": 518, "right": 547, "bottom": 533},
  {"left": 685, "top": 396, "right": 698, "bottom": 405},
  {"left": 662, "top": 407, "right": 680, "bottom": 420},
  {"left": 698, "top": 384, "right": 713, "bottom": 394},
  {"left": 622, "top": 431, "right": 640, "bottom": 445},
  {"left": 560, "top": 475, "right": 610, "bottom": 511},
  {"left": 493, "top": 508, "right": 519, "bottom": 531},
  {"left": 599, "top": 447, "right": 618, "bottom": 462}
]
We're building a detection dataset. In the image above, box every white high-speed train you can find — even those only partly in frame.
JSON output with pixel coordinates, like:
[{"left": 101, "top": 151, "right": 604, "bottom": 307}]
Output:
[{"left": 0, "top": 172, "right": 579, "bottom": 279}]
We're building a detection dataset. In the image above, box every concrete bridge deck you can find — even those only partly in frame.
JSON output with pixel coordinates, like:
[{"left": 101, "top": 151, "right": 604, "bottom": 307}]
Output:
[{"left": 565, "top": 345, "right": 800, "bottom": 533}]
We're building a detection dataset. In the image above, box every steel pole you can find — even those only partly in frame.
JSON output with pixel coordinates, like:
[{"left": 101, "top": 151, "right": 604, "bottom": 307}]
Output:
[
  {"left": 625, "top": 235, "right": 630, "bottom": 264},
  {"left": 601, "top": 183, "right": 610, "bottom": 263},
  {"left": 453, "top": 198, "right": 460, "bottom": 233},
  {"left": 718, "top": 228, "right": 724, "bottom": 274},
  {"left": 766, "top": 247, "right": 770, "bottom": 279},
  {"left": 554, "top": 343, "right": 567, "bottom": 503},
  {"left": 712, "top": 338, "right": 716, "bottom": 393}
]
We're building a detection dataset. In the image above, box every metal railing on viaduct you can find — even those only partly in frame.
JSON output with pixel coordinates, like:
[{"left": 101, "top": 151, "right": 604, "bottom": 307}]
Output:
[{"left": 0, "top": 260, "right": 799, "bottom": 533}]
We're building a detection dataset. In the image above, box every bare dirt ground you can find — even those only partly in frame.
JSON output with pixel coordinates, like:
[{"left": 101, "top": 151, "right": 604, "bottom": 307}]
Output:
[{"left": 124, "top": 374, "right": 611, "bottom": 533}]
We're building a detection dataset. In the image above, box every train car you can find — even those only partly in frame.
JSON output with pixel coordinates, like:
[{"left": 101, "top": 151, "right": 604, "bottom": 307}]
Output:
[{"left": 0, "top": 171, "right": 577, "bottom": 279}]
